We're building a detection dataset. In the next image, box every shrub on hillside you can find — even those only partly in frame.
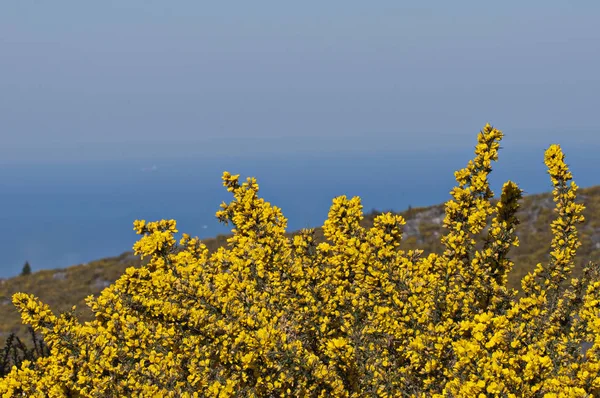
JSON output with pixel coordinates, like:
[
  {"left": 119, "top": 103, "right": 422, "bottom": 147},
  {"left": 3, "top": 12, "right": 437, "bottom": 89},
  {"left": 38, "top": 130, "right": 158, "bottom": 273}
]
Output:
[
  {"left": 20, "top": 262, "right": 31, "bottom": 277},
  {"left": 1, "top": 124, "right": 599, "bottom": 397},
  {"left": 0, "top": 327, "right": 48, "bottom": 378}
]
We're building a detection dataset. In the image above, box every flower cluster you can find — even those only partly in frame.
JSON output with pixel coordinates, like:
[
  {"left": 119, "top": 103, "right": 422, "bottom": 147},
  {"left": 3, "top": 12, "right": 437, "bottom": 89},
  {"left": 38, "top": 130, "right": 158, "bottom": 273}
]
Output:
[{"left": 1, "top": 124, "right": 599, "bottom": 397}]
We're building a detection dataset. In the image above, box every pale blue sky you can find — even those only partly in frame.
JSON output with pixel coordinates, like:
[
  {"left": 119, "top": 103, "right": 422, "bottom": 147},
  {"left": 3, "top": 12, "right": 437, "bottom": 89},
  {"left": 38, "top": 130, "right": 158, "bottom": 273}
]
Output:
[{"left": 1, "top": 1, "right": 599, "bottom": 163}]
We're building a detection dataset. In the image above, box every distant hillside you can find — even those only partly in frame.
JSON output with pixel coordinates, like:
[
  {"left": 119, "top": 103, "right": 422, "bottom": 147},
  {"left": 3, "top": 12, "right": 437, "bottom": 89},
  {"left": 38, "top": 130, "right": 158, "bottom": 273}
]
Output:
[{"left": 2, "top": 184, "right": 600, "bottom": 344}]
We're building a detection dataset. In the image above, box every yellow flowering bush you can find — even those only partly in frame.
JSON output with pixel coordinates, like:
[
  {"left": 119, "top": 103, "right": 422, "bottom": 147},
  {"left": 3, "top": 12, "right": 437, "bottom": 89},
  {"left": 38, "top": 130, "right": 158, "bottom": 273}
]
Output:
[{"left": 1, "top": 124, "right": 599, "bottom": 397}]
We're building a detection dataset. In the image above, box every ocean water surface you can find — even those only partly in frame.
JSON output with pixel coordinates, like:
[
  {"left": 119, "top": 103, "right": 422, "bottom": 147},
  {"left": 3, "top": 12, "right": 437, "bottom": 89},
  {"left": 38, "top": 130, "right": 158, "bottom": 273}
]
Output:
[{"left": 0, "top": 146, "right": 596, "bottom": 278}]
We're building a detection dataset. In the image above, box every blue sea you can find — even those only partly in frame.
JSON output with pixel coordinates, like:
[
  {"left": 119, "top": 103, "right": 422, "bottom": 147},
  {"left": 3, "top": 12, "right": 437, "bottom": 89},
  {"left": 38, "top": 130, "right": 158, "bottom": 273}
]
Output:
[{"left": 0, "top": 147, "right": 597, "bottom": 278}]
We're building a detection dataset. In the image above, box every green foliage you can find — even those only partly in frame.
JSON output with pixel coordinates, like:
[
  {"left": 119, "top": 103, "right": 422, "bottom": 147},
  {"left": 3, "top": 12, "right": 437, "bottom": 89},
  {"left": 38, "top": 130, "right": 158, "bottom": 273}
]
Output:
[
  {"left": 0, "top": 326, "right": 48, "bottom": 377},
  {"left": 20, "top": 262, "right": 31, "bottom": 277}
]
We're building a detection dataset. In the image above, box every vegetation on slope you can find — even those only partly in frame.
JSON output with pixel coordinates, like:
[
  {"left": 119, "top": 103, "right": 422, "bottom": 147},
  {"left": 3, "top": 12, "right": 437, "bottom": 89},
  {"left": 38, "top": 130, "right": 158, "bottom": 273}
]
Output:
[{"left": 1, "top": 179, "right": 600, "bottom": 347}]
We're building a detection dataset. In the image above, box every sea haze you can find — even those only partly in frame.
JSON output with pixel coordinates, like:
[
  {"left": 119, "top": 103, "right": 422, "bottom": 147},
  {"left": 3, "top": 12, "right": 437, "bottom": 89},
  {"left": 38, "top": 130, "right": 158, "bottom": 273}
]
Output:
[{"left": 0, "top": 145, "right": 597, "bottom": 278}]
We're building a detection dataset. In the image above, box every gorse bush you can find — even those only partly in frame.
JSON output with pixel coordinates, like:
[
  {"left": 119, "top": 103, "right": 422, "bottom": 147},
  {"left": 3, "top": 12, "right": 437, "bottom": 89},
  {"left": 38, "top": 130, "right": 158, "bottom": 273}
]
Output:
[
  {"left": 0, "top": 327, "right": 49, "bottom": 378},
  {"left": 2, "top": 124, "right": 599, "bottom": 397}
]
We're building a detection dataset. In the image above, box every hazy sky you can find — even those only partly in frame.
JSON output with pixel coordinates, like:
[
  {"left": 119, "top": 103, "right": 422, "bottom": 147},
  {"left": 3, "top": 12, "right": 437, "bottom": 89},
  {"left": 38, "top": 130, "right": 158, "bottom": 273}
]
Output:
[{"left": 1, "top": 1, "right": 599, "bottom": 163}]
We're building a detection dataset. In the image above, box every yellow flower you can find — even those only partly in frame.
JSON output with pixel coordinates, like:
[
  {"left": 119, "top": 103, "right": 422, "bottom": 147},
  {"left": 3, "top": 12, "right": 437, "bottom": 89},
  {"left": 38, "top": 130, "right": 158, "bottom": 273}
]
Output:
[{"left": 1, "top": 124, "right": 597, "bottom": 397}]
